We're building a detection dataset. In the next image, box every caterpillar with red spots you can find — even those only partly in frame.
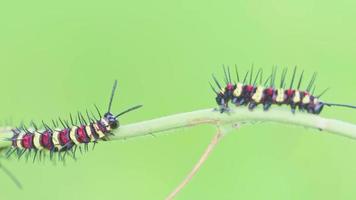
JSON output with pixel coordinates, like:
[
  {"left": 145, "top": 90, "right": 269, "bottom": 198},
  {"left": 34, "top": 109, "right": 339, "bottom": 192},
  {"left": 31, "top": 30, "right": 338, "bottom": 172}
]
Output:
[
  {"left": 3, "top": 80, "right": 142, "bottom": 161},
  {"left": 211, "top": 66, "right": 356, "bottom": 114}
]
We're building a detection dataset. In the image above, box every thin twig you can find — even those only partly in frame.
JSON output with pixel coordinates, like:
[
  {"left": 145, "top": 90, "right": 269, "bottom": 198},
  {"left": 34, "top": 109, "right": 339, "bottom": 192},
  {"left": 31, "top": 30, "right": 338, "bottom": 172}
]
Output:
[{"left": 165, "top": 129, "right": 224, "bottom": 200}]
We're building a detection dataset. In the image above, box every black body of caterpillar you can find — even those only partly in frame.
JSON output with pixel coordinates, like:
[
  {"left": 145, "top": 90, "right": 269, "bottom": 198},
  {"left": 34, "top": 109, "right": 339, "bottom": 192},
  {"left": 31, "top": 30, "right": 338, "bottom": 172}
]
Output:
[
  {"left": 4, "top": 80, "right": 142, "bottom": 161},
  {"left": 211, "top": 66, "right": 356, "bottom": 114}
]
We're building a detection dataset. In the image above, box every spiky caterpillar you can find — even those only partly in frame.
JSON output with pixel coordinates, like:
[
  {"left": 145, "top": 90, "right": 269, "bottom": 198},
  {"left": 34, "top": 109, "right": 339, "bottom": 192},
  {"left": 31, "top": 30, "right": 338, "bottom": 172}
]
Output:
[
  {"left": 211, "top": 66, "right": 356, "bottom": 114},
  {"left": 4, "top": 80, "right": 142, "bottom": 161}
]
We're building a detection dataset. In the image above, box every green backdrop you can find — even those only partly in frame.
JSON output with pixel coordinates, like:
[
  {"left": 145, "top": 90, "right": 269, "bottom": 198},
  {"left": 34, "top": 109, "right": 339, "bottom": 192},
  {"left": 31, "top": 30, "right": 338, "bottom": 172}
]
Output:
[{"left": 1, "top": 0, "right": 356, "bottom": 199}]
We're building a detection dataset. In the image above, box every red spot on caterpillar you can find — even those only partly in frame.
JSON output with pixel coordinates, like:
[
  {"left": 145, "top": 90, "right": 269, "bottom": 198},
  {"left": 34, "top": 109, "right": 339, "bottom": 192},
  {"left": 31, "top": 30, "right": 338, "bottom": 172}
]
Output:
[
  {"left": 226, "top": 83, "right": 234, "bottom": 90},
  {"left": 286, "top": 89, "right": 294, "bottom": 97},
  {"left": 246, "top": 85, "right": 254, "bottom": 92},
  {"left": 265, "top": 88, "right": 274, "bottom": 96},
  {"left": 59, "top": 129, "right": 70, "bottom": 146},
  {"left": 76, "top": 126, "right": 89, "bottom": 143},
  {"left": 41, "top": 131, "right": 53, "bottom": 150},
  {"left": 21, "top": 133, "right": 33, "bottom": 149}
]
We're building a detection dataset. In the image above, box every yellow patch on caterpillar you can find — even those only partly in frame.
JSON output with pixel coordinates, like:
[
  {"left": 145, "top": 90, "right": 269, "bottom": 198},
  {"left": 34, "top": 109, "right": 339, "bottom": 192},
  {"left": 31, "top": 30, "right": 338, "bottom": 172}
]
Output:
[
  {"left": 93, "top": 123, "right": 106, "bottom": 138},
  {"left": 85, "top": 125, "right": 94, "bottom": 141},
  {"left": 276, "top": 88, "right": 285, "bottom": 103},
  {"left": 302, "top": 94, "right": 311, "bottom": 104},
  {"left": 16, "top": 132, "right": 25, "bottom": 149},
  {"left": 52, "top": 131, "right": 62, "bottom": 150},
  {"left": 233, "top": 83, "right": 243, "bottom": 97},
  {"left": 252, "top": 86, "right": 264, "bottom": 103},
  {"left": 293, "top": 90, "right": 301, "bottom": 103},
  {"left": 33, "top": 132, "right": 43, "bottom": 150},
  {"left": 70, "top": 127, "right": 80, "bottom": 145}
]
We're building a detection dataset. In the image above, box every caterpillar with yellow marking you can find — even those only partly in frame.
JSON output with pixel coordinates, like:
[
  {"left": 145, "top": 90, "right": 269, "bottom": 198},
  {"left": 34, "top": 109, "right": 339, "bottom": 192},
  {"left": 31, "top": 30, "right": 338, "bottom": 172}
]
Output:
[
  {"left": 4, "top": 80, "right": 142, "bottom": 161},
  {"left": 211, "top": 66, "right": 356, "bottom": 114}
]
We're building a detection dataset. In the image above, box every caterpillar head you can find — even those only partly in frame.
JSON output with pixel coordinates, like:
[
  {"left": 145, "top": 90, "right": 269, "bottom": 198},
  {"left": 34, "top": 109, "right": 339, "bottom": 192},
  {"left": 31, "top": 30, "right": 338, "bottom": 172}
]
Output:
[
  {"left": 103, "top": 112, "right": 118, "bottom": 129},
  {"left": 312, "top": 98, "right": 324, "bottom": 114},
  {"left": 105, "top": 80, "right": 142, "bottom": 130}
]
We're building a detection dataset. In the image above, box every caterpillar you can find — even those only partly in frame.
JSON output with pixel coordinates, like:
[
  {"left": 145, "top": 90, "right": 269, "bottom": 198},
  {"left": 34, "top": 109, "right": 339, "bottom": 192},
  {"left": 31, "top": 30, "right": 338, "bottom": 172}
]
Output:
[
  {"left": 211, "top": 66, "right": 356, "bottom": 114},
  {"left": 3, "top": 80, "right": 142, "bottom": 162}
]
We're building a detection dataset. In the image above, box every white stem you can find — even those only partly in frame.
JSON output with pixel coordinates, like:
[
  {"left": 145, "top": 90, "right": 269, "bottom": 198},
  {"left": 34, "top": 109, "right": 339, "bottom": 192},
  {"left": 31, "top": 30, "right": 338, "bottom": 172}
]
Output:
[
  {"left": 1, "top": 107, "right": 356, "bottom": 149},
  {"left": 110, "top": 107, "right": 356, "bottom": 140}
]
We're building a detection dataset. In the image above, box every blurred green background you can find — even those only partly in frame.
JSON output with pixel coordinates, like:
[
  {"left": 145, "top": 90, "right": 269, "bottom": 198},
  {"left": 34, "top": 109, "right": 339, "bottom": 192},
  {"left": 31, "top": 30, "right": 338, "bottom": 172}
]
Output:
[{"left": 1, "top": 0, "right": 356, "bottom": 199}]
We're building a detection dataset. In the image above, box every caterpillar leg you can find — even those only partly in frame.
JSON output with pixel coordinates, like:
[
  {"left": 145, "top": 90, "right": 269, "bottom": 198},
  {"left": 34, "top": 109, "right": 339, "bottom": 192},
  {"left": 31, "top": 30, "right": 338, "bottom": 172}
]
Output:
[
  {"left": 236, "top": 98, "right": 245, "bottom": 106},
  {"left": 248, "top": 102, "right": 257, "bottom": 110},
  {"left": 263, "top": 102, "right": 272, "bottom": 111},
  {"left": 290, "top": 104, "right": 297, "bottom": 114},
  {"left": 231, "top": 97, "right": 238, "bottom": 104},
  {"left": 213, "top": 106, "right": 230, "bottom": 113},
  {"left": 298, "top": 104, "right": 305, "bottom": 112},
  {"left": 218, "top": 104, "right": 230, "bottom": 113},
  {"left": 215, "top": 96, "right": 229, "bottom": 113}
]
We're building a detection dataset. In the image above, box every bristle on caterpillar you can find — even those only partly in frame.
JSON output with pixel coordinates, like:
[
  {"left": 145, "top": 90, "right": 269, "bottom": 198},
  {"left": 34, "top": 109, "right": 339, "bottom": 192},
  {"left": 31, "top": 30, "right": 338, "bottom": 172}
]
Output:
[
  {"left": 211, "top": 66, "right": 356, "bottom": 114},
  {"left": 3, "top": 80, "right": 142, "bottom": 162}
]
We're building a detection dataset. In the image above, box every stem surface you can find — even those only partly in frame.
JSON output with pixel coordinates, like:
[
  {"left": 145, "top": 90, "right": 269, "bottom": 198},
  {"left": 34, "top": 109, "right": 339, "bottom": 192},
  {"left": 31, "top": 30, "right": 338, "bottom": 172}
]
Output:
[
  {"left": 1, "top": 107, "right": 356, "bottom": 148},
  {"left": 110, "top": 107, "right": 356, "bottom": 140}
]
